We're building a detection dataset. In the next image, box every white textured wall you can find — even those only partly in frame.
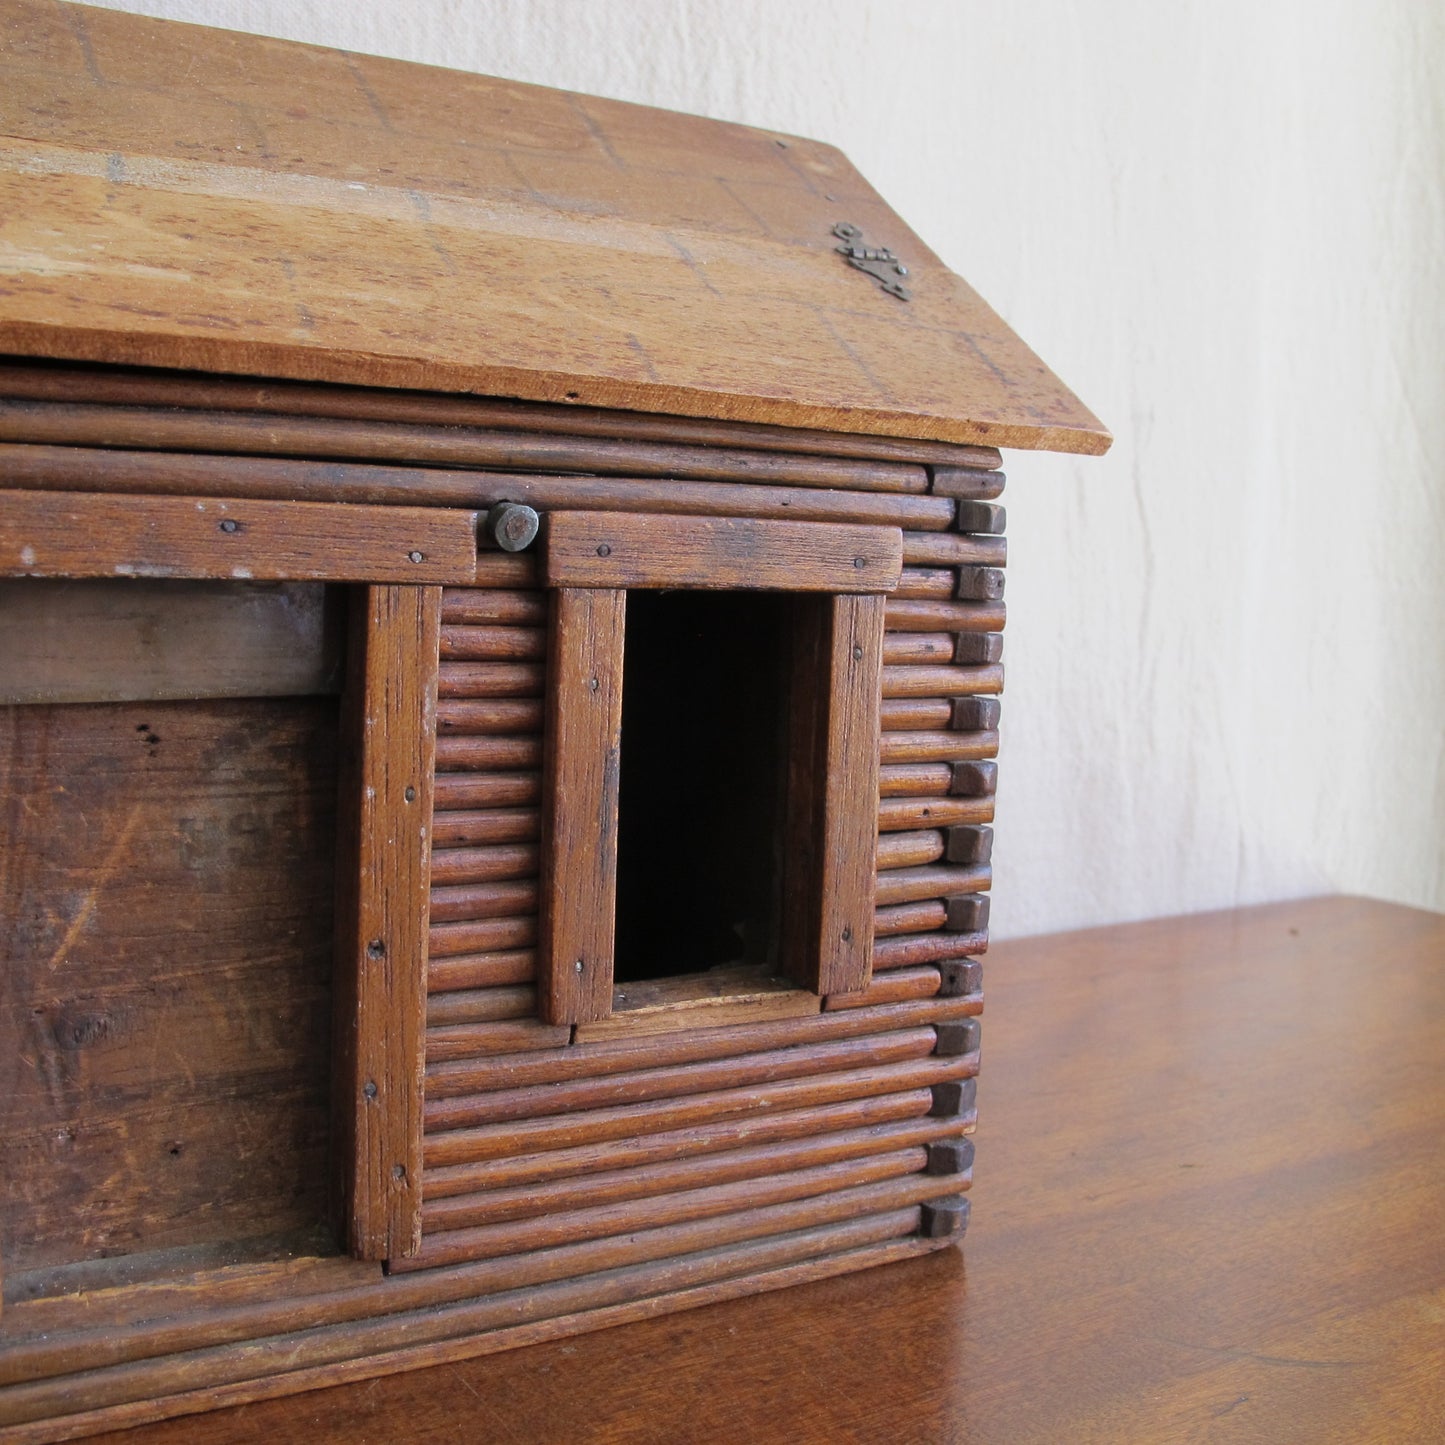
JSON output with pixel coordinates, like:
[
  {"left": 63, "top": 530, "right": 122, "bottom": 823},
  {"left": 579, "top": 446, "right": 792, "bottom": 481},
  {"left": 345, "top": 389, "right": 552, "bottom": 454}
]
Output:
[{"left": 82, "top": 0, "right": 1445, "bottom": 938}]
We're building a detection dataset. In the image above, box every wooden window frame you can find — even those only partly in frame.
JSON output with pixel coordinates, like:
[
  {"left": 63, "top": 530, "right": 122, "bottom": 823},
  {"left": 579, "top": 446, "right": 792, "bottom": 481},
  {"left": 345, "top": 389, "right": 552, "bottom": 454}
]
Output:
[
  {"left": 538, "top": 512, "right": 899, "bottom": 1027},
  {"left": 0, "top": 489, "right": 480, "bottom": 1263}
]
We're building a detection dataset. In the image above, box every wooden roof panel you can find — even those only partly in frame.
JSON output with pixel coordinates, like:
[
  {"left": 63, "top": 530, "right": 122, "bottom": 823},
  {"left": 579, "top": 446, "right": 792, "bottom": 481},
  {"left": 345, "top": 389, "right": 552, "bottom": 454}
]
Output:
[{"left": 0, "top": 0, "right": 1110, "bottom": 453}]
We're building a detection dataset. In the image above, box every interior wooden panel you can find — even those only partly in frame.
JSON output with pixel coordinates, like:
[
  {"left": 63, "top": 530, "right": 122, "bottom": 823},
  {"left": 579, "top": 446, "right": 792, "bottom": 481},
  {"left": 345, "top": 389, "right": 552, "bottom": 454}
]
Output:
[
  {"left": 0, "top": 696, "right": 337, "bottom": 1277},
  {"left": 0, "top": 579, "right": 342, "bottom": 704},
  {"left": 0, "top": 2, "right": 1109, "bottom": 453}
]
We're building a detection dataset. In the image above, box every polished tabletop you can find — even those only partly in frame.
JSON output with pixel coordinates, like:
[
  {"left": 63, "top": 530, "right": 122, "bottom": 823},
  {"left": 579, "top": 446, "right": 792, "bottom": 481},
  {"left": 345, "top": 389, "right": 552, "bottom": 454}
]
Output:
[{"left": 104, "top": 896, "right": 1445, "bottom": 1444}]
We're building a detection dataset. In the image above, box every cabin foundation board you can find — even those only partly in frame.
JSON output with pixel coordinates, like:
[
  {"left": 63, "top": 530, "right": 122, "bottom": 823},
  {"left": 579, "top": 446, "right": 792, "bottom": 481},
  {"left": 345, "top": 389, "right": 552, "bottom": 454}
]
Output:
[{"left": 0, "top": 3, "right": 1107, "bottom": 1438}]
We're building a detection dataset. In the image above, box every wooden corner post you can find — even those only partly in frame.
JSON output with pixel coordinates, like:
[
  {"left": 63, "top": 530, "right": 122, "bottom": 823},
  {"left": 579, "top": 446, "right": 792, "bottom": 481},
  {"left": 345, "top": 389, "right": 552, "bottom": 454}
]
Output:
[{"left": 334, "top": 584, "right": 441, "bottom": 1261}]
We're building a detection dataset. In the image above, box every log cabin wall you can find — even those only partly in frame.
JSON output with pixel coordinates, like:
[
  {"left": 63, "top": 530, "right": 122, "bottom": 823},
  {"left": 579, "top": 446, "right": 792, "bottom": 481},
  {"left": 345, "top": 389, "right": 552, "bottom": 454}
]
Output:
[{"left": 0, "top": 359, "right": 997, "bottom": 1438}]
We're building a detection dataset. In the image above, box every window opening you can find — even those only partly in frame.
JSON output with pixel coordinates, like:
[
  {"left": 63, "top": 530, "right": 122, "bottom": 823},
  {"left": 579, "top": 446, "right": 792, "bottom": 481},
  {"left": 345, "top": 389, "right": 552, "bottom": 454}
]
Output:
[{"left": 612, "top": 590, "right": 791, "bottom": 983}]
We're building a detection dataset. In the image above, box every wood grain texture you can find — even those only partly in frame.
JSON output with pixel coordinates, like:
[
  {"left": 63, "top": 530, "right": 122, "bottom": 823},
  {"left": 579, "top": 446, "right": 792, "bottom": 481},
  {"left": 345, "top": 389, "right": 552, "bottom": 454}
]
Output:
[
  {"left": 900, "top": 532, "right": 1006, "bottom": 568},
  {"left": 1, "top": 1221, "right": 950, "bottom": 1439},
  {"left": 425, "top": 995, "right": 982, "bottom": 1102},
  {"left": 875, "top": 831, "right": 946, "bottom": 871},
  {"left": 574, "top": 973, "right": 820, "bottom": 1043},
  {"left": 0, "top": 400, "right": 925, "bottom": 495},
  {"left": 881, "top": 663, "right": 1003, "bottom": 699},
  {"left": 421, "top": 1119, "right": 961, "bottom": 1235},
  {"left": 0, "top": 6, "right": 1109, "bottom": 453},
  {"left": 0, "top": 579, "right": 341, "bottom": 705},
  {"left": 0, "top": 697, "right": 337, "bottom": 1275},
  {"left": 425, "top": 1020, "right": 572, "bottom": 1064},
  {"left": 423, "top": 1053, "right": 978, "bottom": 1169},
  {"left": 538, "top": 588, "right": 625, "bottom": 1024},
  {"left": 874, "top": 865, "right": 991, "bottom": 909},
  {"left": 543, "top": 513, "right": 903, "bottom": 593},
  {"left": 76, "top": 898, "right": 1442, "bottom": 1445},
  {"left": 426, "top": 950, "right": 536, "bottom": 994},
  {"left": 332, "top": 585, "right": 440, "bottom": 1262},
  {"left": 0, "top": 361, "right": 1004, "bottom": 468},
  {"left": 430, "top": 810, "right": 539, "bottom": 848},
  {"left": 434, "top": 736, "right": 541, "bottom": 771},
  {"left": 877, "top": 796, "right": 994, "bottom": 831},
  {"left": 880, "top": 730, "right": 999, "bottom": 764},
  {"left": 0, "top": 444, "right": 953, "bottom": 529},
  {"left": 929, "top": 464, "right": 1008, "bottom": 499},
  {"left": 781, "top": 594, "right": 886, "bottom": 996},
  {"left": 437, "top": 664, "right": 545, "bottom": 699},
  {"left": 394, "top": 1152, "right": 929, "bottom": 1272},
  {"left": 0, "top": 490, "right": 476, "bottom": 584},
  {"left": 423, "top": 1030, "right": 937, "bottom": 1134},
  {"left": 883, "top": 598, "right": 1006, "bottom": 633},
  {"left": 0, "top": 1192, "right": 935, "bottom": 1398}
]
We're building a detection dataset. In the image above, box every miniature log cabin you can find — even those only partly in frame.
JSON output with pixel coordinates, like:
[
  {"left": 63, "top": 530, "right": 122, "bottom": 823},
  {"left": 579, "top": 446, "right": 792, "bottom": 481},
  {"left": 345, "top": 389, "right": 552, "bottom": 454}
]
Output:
[{"left": 0, "top": 2, "right": 1107, "bottom": 1436}]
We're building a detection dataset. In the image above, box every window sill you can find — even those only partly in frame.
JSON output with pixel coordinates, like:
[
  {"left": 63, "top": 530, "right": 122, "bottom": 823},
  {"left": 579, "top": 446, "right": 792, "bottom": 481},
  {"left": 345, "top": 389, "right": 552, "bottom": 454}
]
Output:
[{"left": 571, "top": 965, "right": 821, "bottom": 1043}]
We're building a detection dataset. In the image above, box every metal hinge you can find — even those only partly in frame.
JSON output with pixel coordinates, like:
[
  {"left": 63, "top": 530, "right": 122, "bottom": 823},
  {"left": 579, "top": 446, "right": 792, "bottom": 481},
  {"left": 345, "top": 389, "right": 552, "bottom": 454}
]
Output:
[{"left": 832, "top": 222, "right": 911, "bottom": 301}]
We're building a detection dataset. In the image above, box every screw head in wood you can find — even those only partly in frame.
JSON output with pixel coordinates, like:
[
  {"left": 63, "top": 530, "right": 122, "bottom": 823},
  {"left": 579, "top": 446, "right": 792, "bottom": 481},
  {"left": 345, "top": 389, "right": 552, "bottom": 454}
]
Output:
[
  {"left": 219, "top": 518, "right": 239, "bottom": 534},
  {"left": 408, "top": 550, "right": 424, "bottom": 563},
  {"left": 483, "top": 502, "right": 541, "bottom": 553}
]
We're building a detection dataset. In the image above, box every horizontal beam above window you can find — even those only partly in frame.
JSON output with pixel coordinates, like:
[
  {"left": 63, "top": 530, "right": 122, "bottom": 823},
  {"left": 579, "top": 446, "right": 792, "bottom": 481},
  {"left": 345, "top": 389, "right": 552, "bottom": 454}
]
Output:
[
  {"left": 0, "top": 490, "right": 479, "bottom": 583},
  {"left": 542, "top": 513, "right": 902, "bottom": 593}
]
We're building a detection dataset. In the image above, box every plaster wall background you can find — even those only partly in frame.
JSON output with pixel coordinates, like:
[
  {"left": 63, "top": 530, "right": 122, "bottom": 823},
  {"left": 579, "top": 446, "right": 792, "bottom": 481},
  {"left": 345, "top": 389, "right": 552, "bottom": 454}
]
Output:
[{"left": 80, "top": 0, "right": 1445, "bottom": 938}]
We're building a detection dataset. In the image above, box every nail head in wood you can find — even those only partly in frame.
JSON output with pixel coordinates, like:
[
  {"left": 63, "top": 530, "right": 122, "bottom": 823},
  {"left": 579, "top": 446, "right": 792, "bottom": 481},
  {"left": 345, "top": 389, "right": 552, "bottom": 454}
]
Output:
[
  {"left": 920, "top": 1194, "right": 971, "bottom": 1238},
  {"left": 925, "top": 1137, "right": 976, "bottom": 1176},
  {"left": 937, "top": 958, "right": 983, "bottom": 997},
  {"left": 955, "top": 567, "right": 1006, "bottom": 602},
  {"left": 930, "top": 1077, "right": 977, "bottom": 1117},
  {"left": 953, "top": 633, "right": 1003, "bottom": 665},
  {"left": 955, "top": 501, "right": 1006, "bottom": 534},
  {"left": 945, "top": 893, "right": 991, "bottom": 933},
  {"left": 483, "top": 502, "right": 541, "bottom": 553},
  {"left": 934, "top": 1018, "right": 982, "bottom": 1057},
  {"left": 949, "top": 760, "right": 998, "bottom": 797},
  {"left": 950, "top": 696, "right": 1002, "bottom": 732},
  {"left": 944, "top": 825, "right": 993, "bottom": 865}
]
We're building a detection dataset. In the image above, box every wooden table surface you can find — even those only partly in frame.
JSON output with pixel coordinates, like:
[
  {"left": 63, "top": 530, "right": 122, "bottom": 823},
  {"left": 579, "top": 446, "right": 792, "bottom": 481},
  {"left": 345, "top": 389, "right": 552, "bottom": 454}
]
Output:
[{"left": 102, "top": 895, "right": 1445, "bottom": 1444}]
